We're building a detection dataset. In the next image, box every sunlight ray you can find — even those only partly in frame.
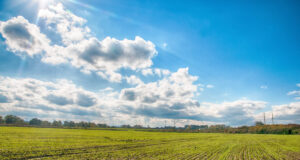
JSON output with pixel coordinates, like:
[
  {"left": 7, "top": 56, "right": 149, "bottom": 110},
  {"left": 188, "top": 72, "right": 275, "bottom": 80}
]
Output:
[
  {"left": 17, "top": 56, "right": 27, "bottom": 76},
  {"left": 64, "top": 0, "right": 98, "bottom": 11}
]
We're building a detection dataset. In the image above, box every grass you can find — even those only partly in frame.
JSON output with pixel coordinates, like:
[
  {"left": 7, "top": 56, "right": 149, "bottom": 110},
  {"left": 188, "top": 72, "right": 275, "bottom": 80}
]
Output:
[{"left": 0, "top": 127, "right": 299, "bottom": 159}]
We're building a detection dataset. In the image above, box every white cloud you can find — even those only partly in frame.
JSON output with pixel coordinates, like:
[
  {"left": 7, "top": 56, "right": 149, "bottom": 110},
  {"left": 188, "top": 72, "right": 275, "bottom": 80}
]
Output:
[
  {"left": 0, "top": 16, "right": 50, "bottom": 56},
  {"left": 161, "top": 69, "right": 171, "bottom": 76},
  {"left": 119, "top": 68, "right": 201, "bottom": 119},
  {"left": 1, "top": 74, "right": 298, "bottom": 126},
  {"left": 287, "top": 84, "right": 300, "bottom": 100},
  {"left": 200, "top": 99, "right": 267, "bottom": 126},
  {"left": 141, "top": 68, "right": 170, "bottom": 77},
  {"left": 63, "top": 36, "right": 157, "bottom": 72},
  {"left": 0, "top": 76, "right": 106, "bottom": 121},
  {"left": 154, "top": 68, "right": 161, "bottom": 77},
  {"left": 97, "top": 70, "right": 122, "bottom": 83},
  {"left": 162, "top": 42, "right": 167, "bottom": 48},
  {"left": 206, "top": 84, "right": 214, "bottom": 88},
  {"left": 0, "top": 74, "right": 202, "bottom": 125},
  {"left": 260, "top": 85, "right": 268, "bottom": 89},
  {"left": 38, "top": 3, "right": 157, "bottom": 77},
  {"left": 38, "top": 3, "right": 89, "bottom": 45},
  {"left": 269, "top": 102, "right": 300, "bottom": 124},
  {"left": 288, "top": 91, "right": 300, "bottom": 96},
  {"left": 0, "top": 3, "right": 157, "bottom": 83},
  {"left": 125, "top": 75, "right": 143, "bottom": 85},
  {"left": 141, "top": 68, "right": 153, "bottom": 76}
]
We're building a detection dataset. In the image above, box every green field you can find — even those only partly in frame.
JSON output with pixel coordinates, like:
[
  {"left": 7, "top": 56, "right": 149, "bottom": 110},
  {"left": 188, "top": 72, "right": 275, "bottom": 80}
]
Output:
[{"left": 0, "top": 127, "right": 299, "bottom": 160}]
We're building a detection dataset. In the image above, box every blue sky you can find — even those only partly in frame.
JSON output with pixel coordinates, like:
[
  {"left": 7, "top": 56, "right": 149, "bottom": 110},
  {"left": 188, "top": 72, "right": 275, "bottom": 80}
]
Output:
[{"left": 0, "top": 0, "right": 299, "bottom": 126}]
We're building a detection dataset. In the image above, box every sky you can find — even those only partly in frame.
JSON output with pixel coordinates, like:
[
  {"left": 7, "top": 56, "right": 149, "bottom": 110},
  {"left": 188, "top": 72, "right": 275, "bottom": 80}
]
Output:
[{"left": 0, "top": 0, "right": 299, "bottom": 127}]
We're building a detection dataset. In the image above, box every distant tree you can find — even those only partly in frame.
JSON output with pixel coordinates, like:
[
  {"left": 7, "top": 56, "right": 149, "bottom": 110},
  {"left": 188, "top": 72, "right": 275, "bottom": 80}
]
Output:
[
  {"left": 41, "top": 120, "right": 51, "bottom": 126},
  {"left": 255, "top": 121, "right": 264, "bottom": 126},
  {"left": 185, "top": 125, "right": 208, "bottom": 130},
  {"left": 63, "top": 121, "right": 69, "bottom": 127},
  {"left": 52, "top": 120, "right": 62, "bottom": 127},
  {"left": 88, "top": 122, "right": 97, "bottom": 128},
  {"left": 5, "top": 115, "right": 25, "bottom": 124},
  {"left": 121, "top": 124, "right": 132, "bottom": 128},
  {"left": 0, "top": 115, "right": 3, "bottom": 124},
  {"left": 209, "top": 124, "right": 227, "bottom": 130},
  {"left": 77, "top": 121, "right": 87, "bottom": 128},
  {"left": 97, "top": 123, "right": 108, "bottom": 128},
  {"left": 133, "top": 125, "right": 143, "bottom": 129},
  {"left": 29, "top": 118, "right": 42, "bottom": 126},
  {"left": 64, "top": 121, "right": 75, "bottom": 127},
  {"left": 69, "top": 121, "right": 76, "bottom": 127}
]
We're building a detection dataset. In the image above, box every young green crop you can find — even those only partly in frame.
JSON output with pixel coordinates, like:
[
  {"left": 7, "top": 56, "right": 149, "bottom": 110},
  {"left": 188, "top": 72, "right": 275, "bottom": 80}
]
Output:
[{"left": 0, "top": 127, "right": 299, "bottom": 159}]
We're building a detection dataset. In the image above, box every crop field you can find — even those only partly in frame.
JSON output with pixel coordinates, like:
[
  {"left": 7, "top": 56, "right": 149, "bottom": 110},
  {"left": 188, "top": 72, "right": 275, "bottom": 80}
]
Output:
[{"left": 0, "top": 127, "right": 299, "bottom": 160}]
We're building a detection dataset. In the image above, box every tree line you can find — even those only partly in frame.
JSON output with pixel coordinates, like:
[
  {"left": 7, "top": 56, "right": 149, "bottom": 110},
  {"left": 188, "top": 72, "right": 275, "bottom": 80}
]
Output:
[
  {"left": 148, "top": 123, "right": 300, "bottom": 135},
  {"left": 0, "top": 115, "right": 108, "bottom": 128},
  {"left": 0, "top": 115, "right": 299, "bottom": 134}
]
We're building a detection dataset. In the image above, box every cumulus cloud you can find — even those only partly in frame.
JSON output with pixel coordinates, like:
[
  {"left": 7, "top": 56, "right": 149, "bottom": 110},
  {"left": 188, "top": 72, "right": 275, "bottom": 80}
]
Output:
[
  {"left": 201, "top": 99, "right": 267, "bottom": 126},
  {"left": 141, "top": 68, "right": 153, "bottom": 76},
  {"left": 0, "top": 94, "right": 9, "bottom": 103},
  {"left": 64, "top": 36, "right": 157, "bottom": 72},
  {"left": 76, "top": 93, "right": 97, "bottom": 107},
  {"left": 0, "top": 3, "right": 157, "bottom": 83},
  {"left": 118, "top": 68, "right": 202, "bottom": 119},
  {"left": 0, "top": 16, "right": 50, "bottom": 56},
  {"left": 38, "top": 3, "right": 157, "bottom": 81},
  {"left": 269, "top": 102, "right": 300, "bottom": 124},
  {"left": 44, "top": 94, "right": 73, "bottom": 106},
  {"left": 154, "top": 68, "right": 171, "bottom": 77},
  {"left": 38, "top": 3, "right": 89, "bottom": 45},
  {"left": 140, "top": 68, "right": 170, "bottom": 77},
  {"left": 0, "top": 76, "right": 104, "bottom": 121},
  {"left": 1, "top": 74, "right": 298, "bottom": 126},
  {"left": 118, "top": 84, "right": 269, "bottom": 126},
  {"left": 125, "top": 75, "right": 143, "bottom": 85},
  {"left": 97, "top": 70, "right": 122, "bottom": 83}
]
